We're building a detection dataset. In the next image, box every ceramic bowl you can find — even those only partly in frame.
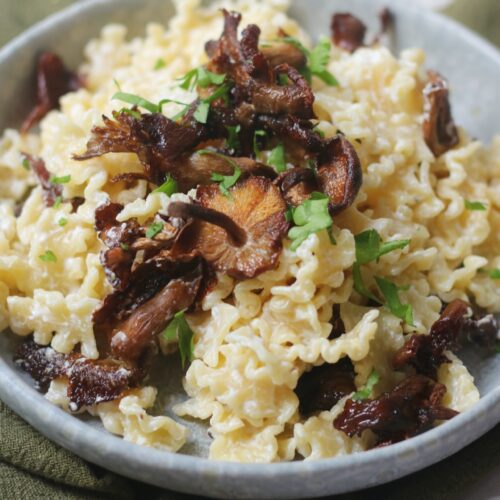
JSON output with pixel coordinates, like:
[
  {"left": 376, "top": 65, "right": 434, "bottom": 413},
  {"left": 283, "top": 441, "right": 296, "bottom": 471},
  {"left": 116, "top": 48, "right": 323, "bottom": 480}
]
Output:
[{"left": 0, "top": 0, "right": 499, "bottom": 498}]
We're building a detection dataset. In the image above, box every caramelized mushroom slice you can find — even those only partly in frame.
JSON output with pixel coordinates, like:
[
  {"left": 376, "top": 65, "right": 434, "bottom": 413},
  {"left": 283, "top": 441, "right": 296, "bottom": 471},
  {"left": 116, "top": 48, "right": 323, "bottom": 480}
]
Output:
[
  {"left": 110, "top": 266, "right": 202, "bottom": 362},
  {"left": 423, "top": 71, "right": 459, "bottom": 156},
  {"left": 275, "top": 167, "right": 317, "bottom": 207},
  {"left": 260, "top": 43, "right": 307, "bottom": 70},
  {"left": 15, "top": 340, "right": 142, "bottom": 410},
  {"left": 295, "top": 357, "right": 356, "bottom": 416},
  {"left": 393, "top": 299, "right": 469, "bottom": 379},
  {"left": 316, "top": 135, "right": 363, "bottom": 214},
  {"left": 22, "top": 154, "right": 62, "bottom": 207},
  {"left": 331, "top": 13, "right": 367, "bottom": 53},
  {"left": 168, "top": 177, "right": 289, "bottom": 279},
  {"left": 21, "top": 52, "right": 82, "bottom": 133},
  {"left": 73, "top": 111, "right": 206, "bottom": 185},
  {"left": 333, "top": 375, "right": 458, "bottom": 445}
]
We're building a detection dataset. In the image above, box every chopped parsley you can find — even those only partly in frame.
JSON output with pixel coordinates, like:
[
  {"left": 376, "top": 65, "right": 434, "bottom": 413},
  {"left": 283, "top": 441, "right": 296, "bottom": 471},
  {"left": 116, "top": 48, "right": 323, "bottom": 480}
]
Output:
[
  {"left": 57, "top": 218, "right": 68, "bottom": 227},
  {"left": 112, "top": 91, "right": 159, "bottom": 114},
  {"left": 268, "top": 143, "right": 286, "bottom": 173},
  {"left": 154, "top": 58, "right": 166, "bottom": 70},
  {"left": 482, "top": 268, "right": 500, "bottom": 280},
  {"left": 152, "top": 175, "right": 178, "bottom": 196},
  {"left": 253, "top": 130, "right": 267, "bottom": 156},
  {"left": 193, "top": 83, "right": 232, "bottom": 124},
  {"left": 163, "top": 310, "right": 195, "bottom": 368},
  {"left": 53, "top": 196, "right": 63, "bottom": 208},
  {"left": 119, "top": 107, "right": 142, "bottom": 119},
  {"left": 49, "top": 174, "right": 71, "bottom": 184},
  {"left": 226, "top": 125, "right": 241, "bottom": 151},
  {"left": 464, "top": 200, "right": 487, "bottom": 211},
  {"left": 197, "top": 150, "right": 242, "bottom": 196},
  {"left": 352, "top": 369, "right": 380, "bottom": 401},
  {"left": 375, "top": 276, "right": 414, "bottom": 326},
  {"left": 282, "top": 36, "right": 338, "bottom": 86},
  {"left": 354, "top": 229, "right": 410, "bottom": 265},
  {"left": 285, "top": 207, "right": 293, "bottom": 222},
  {"left": 39, "top": 250, "right": 57, "bottom": 263},
  {"left": 120, "top": 243, "right": 130, "bottom": 251},
  {"left": 352, "top": 262, "right": 380, "bottom": 303},
  {"left": 22, "top": 158, "right": 30, "bottom": 171},
  {"left": 157, "top": 98, "right": 190, "bottom": 113},
  {"left": 145, "top": 221, "right": 164, "bottom": 239},
  {"left": 177, "top": 67, "right": 226, "bottom": 91},
  {"left": 288, "top": 192, "right": 333, "bottom": 251}
]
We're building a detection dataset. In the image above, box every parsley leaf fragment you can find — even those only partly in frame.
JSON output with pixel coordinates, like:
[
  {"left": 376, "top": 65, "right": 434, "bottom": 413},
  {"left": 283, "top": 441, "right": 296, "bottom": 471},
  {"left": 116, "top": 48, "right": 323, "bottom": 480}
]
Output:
[
  {"left": 22, "top": 158, "right": 30, "bottom": 171},
  {"left": 193, "top": 83, "right": 232, "bottom": 124},
  {"left": 464, "top": 200, "right": 487, "bottom": 211},
  {"left": 352, "top": 369, "right": 380, "bottom": 401},
  {"left": 268, "top": 143, "right": 286, "bottom": 173},
  {"left": 226, "top": 125, "right": 241, "bottom": 151},
  {"left": 53, "top": 196, "right": 63, "bottom": 208},
  {"left": 352, "top": 262, "right": 380, "bottom": 303},
  {"left": 154, "top": 58, "right": 166, "bottom": 70},
  {"left": 354, "top": 229, "right": 410, "bottom": 265},
  {"left": 39, "top": 250, "right": 57, "bottom": 263},
  {"left": 112, "top": 91, "right": 159, "bottom": 114},
  {"left": 146, "top": 221, "right": 164, "bottom": 239},
  {"left": 153, "top": 175, "right": 178, "bottom": 196},
  {"left": 177, "top": 67, "right": 226, "bottom": 91},
  {"left": 282, "top": 36, "right": 338, "bottom": 86},
  {"left": 375, "top": 276, "right": 414, "bottom": 326},
  {"left": 197, "top": 150, "right": 242, "bottom": 196},
  {"left": 288, "top": 192, "right": 333, "bottom": 251},
  {"left": 163, "top": 310, "right": 195, "bottom": 368},
  {"left": 50, "top": 175, "right": 71, "bottom": 184},
  {"left": 483, "top": 268, "right": 500, "bottom": 280},
  {"left": 58, "top": 218, "right": 68, "bottom": 227}
]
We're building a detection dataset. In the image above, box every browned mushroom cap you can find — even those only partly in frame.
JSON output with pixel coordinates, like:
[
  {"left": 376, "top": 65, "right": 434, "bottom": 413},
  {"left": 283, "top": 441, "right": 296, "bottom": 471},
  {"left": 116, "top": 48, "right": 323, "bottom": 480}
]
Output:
[
  {"left": 260, "top": 43, "right": 307, "bottom": 69},
  {"left": 331, "top": 13, "right": 367, "bottom": 53},
  {"left": 316, "top": 135, "right": 362, "bottom": 214},
  {"left": 422, "top": 71, "right": 459, "bottom": 157},
  {"left": 275, "top": 167, "right": 317, "bottom": 207},
  {"left": 109, "top": 267, "right": 202, "bottom": 362},
  {"left": 21, "top": 52, "right": 82, "bottom": 134},
  {"left": 168, "top": 177, "right": 289, "bottom": 279}
]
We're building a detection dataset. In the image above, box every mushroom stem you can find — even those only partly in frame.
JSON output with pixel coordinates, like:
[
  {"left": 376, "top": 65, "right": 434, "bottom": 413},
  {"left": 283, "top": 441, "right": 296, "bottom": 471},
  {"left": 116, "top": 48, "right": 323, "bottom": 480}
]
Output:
[{"left": 168, "top": 202, "right": 247, "bottom": 247}]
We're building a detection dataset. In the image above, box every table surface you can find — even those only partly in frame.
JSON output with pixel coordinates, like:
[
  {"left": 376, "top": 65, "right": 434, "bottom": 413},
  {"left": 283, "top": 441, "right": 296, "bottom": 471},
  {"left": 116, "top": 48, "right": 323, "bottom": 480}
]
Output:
[{"left": 0, "top": 1, "right": 499, "bottom": 499}]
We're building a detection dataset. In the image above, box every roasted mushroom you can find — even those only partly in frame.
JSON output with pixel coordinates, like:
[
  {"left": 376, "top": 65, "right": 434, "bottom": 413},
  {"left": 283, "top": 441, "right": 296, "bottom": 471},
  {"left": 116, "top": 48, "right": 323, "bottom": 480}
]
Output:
[
  {"left": 168, "top": 177, "right": 289, "bottom": 279},
  {"left": 15, "top": 340, "right": 142, "bottom": 410},
  {"left": 333, "top": 375, "right": 458, "bottom": 445},
  {"left": 316, "top": 135, "right": 363, "bottom": 214},
  {"left": 260, "top": 42, "right": 307, "bottom": 70},
  {"left": 393, "top": 299, "right": 469, "bottom": 379},
  {"left": 22, "top": 154, "right": 62, "bottom": 207},
  {"left": 331, "top": 13, "right": 367, "bottom": 53},
  {"left": 295, "top": 357, "right": 356, "bottom": 416},
  {"left": 422, "top": 71, "right": 459, "bottom": 157},
  {"left": 21, "top": 52, "right": 82, "bottom": 133},
  {"left": 275, "top": 167, "right": 317, "bottom": 207}
]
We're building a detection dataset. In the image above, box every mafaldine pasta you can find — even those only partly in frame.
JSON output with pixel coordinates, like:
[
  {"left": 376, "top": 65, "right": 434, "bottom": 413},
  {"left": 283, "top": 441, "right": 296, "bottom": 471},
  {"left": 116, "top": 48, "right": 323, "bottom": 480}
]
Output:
[{"left": 1, "top": 0, "right": 498, "bottom": 462}]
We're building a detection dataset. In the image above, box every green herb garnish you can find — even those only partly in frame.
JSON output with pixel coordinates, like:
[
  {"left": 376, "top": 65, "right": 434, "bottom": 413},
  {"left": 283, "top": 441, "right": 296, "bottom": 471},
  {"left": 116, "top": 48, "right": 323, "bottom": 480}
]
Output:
[
  {"left": 193, "top": 83, "right": 232, "bottom": 124},
  {"left": 226, "top": 125, "right": 241, "bottom": 151},
  {"left": 22, "top": 158, "right": 30, "bottom": 171},
  {"left": 288, "top": 192, "right": 333, "bottom": 251},
  {"left": 197, "top": 149, "right": 242, "bottom": 196},
  {"left": 112, "top": 91, "right": 159, "bottom": 114},
  {"left": 145, "top": 221, "right": 164, "bottom": 239},
  {"left": 163, "top": 310, "right": 195, "bottom": 368},
  {"left": 352, "top": 262, "right": 380, "bottom": 303},
  {"left": 120, "top": 243, "right": 130, "bottom": 251},
  {"left": 53, "top": 196, "right": 63, "bottom": 209},
  {"left": 282, "top": 36, "right": 338, "bottom": 86},
  {"left": 482, "top": 268, "right": 500, "bottom": 280},
  {"left": 177, "top": 67, "right": 226, "bottom": 91},
  {"left": 154, "top": 58, "right": 166, "bottom": 70},
  {"left": 354, "top": 229, "right": 410, "bottom": 265},
  {"left": 152, "top": 175, "right": 178, "bottom": 196},
  {"left": 268, "top": 143, "right": 286, "bottom": 173},
  {"left": 464, "top": 200, "right": 487, "bottom": 211},
  {"left": 58, "top": 218, "right": 68, "bottom": 227},
  {"left": 39, "top": 250, "right": 57, "bottom": 263},
  {"left": 49, "top": 175, "right": 71, "bottom": 184},
  {"left": 375, "top": 276, "right": 414, "bottom": 326},
  {"left": 352, "top": 369, "right": 380, "bottom": 401},
  {"left": 119, "top": 107, "right": 142, "bottom": 119}
]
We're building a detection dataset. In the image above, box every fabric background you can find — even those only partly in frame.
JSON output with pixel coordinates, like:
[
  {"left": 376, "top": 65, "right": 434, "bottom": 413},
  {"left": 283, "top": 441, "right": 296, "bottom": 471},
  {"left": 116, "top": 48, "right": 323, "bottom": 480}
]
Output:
[{"left": 0, "top": 0, "right": 499, "bottom": 498}]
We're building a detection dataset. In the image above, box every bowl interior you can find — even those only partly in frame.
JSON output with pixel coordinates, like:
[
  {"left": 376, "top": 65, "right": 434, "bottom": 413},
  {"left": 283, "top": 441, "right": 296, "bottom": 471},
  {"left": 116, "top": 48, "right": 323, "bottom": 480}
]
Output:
[{"left": 0, "top": 0, "right": 499, "bottom": 498}]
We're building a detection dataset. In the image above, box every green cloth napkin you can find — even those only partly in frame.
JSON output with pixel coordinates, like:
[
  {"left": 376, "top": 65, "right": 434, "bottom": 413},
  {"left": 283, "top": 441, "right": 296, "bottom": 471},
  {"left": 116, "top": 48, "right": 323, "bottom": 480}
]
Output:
[{"left": 0, "top": 0, "right": 499, "bottom": 498}]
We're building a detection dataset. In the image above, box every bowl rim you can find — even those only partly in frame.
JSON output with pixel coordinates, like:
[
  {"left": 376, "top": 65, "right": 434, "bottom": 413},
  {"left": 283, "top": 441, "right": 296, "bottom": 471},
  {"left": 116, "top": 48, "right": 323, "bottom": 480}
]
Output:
[{"left": 0, "top": 0, "right": 499, "bottom": 496}]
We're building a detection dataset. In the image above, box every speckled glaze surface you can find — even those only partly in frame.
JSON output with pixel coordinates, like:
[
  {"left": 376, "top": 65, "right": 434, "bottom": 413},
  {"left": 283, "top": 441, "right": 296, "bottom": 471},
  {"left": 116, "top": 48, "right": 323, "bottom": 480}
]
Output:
[{"left": 0, "top": 1, "right": 499, "bottom": 498}]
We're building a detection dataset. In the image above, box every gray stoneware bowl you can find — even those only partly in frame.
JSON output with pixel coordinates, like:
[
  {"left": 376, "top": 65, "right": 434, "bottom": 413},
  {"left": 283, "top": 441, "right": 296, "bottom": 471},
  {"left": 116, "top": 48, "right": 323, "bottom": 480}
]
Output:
[{"left": 0, "top": 0, "right": 499, "bottom": 498}]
